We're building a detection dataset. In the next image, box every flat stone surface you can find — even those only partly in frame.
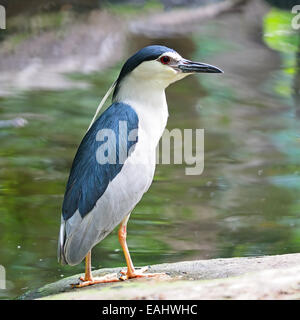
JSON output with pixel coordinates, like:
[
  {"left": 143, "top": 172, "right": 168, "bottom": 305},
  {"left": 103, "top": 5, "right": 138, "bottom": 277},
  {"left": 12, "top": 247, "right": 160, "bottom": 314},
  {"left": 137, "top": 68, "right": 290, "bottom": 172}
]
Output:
[{"left": 18, "top": 253, "right": 300, "bottom": 300}]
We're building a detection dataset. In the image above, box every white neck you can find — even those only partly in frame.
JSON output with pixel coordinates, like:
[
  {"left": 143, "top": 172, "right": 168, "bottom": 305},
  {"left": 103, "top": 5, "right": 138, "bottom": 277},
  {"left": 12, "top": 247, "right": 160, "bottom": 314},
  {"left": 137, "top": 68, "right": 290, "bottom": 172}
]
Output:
[{"left": 114, "top": 75, "right": 169, "bottom": 149}]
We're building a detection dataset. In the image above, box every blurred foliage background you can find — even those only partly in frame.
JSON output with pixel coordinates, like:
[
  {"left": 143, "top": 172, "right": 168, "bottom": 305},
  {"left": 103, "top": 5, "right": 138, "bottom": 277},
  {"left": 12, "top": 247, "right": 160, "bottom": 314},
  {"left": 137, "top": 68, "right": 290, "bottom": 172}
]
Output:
[{"left": 0, "top": 0, "right": 299, "bottom": 299}]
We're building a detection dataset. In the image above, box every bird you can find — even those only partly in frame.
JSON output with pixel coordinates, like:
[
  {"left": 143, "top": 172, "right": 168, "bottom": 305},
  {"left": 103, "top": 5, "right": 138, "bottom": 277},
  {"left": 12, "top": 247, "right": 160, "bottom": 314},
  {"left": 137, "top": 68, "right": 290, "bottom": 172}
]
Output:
[{"left": 58, "top": 45, "right": 222, "bottom": 287}]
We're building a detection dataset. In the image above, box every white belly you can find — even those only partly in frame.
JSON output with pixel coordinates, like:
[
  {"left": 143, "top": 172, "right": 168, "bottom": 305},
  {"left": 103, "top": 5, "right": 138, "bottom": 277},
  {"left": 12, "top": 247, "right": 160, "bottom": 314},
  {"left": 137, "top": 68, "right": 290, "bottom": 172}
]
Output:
[
  {"left": 63, "top": 129, "right": 158, "bottom": 264},
  {"left": 93, "top": 132, "right": 157, "bottom": 232}
]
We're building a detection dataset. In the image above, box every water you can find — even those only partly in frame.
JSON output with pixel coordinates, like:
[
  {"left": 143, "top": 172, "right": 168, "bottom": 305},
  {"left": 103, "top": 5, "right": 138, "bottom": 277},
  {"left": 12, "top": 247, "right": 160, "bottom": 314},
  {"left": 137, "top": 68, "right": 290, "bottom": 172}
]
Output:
[{"left": 1, "top": 5, "right": 300, "bottom": 299}]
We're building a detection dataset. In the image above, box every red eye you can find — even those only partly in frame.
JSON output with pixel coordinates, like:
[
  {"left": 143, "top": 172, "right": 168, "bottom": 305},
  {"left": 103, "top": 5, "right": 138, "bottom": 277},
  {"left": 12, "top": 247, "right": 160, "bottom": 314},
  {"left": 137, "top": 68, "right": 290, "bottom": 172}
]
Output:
[{"left": 160, "top": 56, "right": 170, "bottom": 64}]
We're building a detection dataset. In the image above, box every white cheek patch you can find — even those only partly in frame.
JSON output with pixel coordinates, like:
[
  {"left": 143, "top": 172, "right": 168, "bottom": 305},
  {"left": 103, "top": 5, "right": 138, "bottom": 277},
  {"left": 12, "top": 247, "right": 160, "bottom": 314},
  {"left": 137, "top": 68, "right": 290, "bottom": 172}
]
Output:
[
  {"left": 133, "top": 60, "right": 162, "bottom": 76},
  {"left": 132, "top": 51, "right": 183, "bottom": 78},
  {"left": 132, "top": 60, "right": 176, "bottom": 79},
  {"left": 129, "top": 51, "right": 187, "bottom": 87}
]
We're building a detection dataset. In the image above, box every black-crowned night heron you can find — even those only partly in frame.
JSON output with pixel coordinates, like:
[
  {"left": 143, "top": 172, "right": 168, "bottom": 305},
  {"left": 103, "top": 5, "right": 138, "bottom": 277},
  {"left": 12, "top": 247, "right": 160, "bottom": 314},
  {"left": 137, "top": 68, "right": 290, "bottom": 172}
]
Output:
[{"left": 58, "top": 45, "right": 222, "bottom": 287}]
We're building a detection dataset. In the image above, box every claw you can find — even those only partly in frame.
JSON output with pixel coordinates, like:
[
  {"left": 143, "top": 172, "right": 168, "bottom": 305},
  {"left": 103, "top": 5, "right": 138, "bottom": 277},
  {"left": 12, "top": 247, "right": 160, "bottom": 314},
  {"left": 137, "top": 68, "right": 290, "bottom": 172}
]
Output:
[{"left": 117, "top": 270, "right": 127, "bottom": 281}]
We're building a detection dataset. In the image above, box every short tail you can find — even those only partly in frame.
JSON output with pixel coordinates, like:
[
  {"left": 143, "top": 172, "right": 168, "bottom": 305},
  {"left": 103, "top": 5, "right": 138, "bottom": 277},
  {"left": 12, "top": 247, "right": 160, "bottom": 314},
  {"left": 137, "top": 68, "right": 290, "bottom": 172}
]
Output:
[
  {"left": 57, "top": 217, "right": 68, "bottom": 265},
  {"left": 57, "top": 211, "right": 113, "bottom": 266},
  {"left": 57, "top": 213, "right": 94, "bottom": 266}
]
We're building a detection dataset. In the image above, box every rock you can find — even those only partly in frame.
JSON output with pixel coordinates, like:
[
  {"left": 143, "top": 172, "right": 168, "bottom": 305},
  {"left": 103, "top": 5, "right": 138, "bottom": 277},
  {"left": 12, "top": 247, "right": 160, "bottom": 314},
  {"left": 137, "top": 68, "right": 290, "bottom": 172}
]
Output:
[{"left": 18, "top": 253, "right": 300, "bottom": 300}]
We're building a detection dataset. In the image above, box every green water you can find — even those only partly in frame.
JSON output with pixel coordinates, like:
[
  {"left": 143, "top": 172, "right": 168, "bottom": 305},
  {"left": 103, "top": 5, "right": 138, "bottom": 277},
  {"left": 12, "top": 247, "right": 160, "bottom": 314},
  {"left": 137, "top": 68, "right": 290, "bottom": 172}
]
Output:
[{"left": 1, "top": 8, "right": 300, "bottom": 299}]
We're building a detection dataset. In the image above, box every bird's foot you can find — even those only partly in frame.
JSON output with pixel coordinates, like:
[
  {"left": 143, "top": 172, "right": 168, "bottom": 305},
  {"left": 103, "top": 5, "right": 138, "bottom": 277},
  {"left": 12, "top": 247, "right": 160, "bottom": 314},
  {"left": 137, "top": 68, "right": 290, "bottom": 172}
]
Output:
[
  {"left": 118, "top": 266, "right": 166, "bottom": 281},
  {"left": 72, "top": 266, "right": 167, "bottom": 288},
  {"left": 73, "top": 273, "right": 120, "bottom": 288}
]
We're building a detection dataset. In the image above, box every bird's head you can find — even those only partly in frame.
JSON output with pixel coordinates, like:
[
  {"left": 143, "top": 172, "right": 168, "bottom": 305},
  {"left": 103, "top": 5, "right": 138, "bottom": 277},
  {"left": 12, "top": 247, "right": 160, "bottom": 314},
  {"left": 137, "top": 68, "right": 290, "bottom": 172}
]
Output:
[{"left": 113, "top": 45, "right": 222, "bottom": 102}]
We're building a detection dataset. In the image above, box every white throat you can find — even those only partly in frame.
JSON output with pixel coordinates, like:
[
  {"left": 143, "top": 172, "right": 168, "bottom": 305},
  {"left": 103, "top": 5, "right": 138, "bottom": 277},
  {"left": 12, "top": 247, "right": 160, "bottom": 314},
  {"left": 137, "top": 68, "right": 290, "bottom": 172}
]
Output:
[{"left": 114, "top": 73, "right": 169, "bottom": 150}]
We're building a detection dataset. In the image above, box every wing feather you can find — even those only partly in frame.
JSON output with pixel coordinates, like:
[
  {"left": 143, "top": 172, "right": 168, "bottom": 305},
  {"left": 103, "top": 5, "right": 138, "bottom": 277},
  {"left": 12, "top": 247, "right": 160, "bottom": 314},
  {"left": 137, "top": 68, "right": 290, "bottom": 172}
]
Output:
[{"left": 58, "top": 102, "right": 139, "bottom": 265}]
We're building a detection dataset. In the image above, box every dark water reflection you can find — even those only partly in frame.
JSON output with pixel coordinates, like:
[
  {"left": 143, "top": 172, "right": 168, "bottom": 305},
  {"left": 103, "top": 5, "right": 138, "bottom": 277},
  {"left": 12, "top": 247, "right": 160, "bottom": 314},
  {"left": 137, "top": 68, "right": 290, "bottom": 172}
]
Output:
[{"left": 1, "top": 7, "right": 300, "bottom": 299}]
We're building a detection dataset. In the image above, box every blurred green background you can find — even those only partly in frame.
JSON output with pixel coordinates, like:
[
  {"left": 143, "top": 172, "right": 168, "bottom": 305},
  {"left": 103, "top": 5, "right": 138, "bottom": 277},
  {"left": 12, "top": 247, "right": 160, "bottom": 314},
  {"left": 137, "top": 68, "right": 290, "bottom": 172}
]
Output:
[{"left": 0, "top": 0, "right": 300, "bottom": 299}]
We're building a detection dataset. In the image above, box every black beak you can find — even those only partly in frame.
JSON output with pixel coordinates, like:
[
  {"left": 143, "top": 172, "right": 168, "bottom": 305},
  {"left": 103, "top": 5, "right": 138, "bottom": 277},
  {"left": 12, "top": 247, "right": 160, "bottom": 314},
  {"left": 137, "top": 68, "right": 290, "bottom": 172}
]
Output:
[{"left": 178, "top": 59, "right": 223, "bottom": 74}]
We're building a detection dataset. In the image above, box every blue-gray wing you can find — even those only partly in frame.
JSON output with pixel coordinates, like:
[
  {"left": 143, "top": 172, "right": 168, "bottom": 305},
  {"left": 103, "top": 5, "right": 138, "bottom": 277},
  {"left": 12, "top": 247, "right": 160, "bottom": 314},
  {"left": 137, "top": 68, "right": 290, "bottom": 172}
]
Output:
[{"left": 58, "top": 102, "right": 139, "bottom": 265}]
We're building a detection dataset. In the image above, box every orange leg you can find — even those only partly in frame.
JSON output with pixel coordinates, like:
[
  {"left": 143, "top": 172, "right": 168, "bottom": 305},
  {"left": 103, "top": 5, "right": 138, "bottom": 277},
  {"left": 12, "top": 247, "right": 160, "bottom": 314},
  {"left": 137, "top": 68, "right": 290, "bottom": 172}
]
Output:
[
  {"left": 79, "top": 251, "right": 93, "bottom": 282},
  {"left": 73, "top": 216, "right": 165, "bottom": 288},
  {"left": 118, "top": 215, "right": 136, "bottom": 277},
  {"left": 117, "top": 215, "right": 164, "bottom": 280},
  {"left": 74, "top": 250, "right": 121, "bottom": 288}
]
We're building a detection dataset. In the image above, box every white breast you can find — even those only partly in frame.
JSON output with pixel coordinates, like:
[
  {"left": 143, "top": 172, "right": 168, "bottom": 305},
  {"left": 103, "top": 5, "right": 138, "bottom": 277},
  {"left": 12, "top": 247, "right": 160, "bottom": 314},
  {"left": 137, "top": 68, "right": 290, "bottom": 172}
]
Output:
[{"left": 115, "top": 67, "right": 169, "bottom": 150}]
